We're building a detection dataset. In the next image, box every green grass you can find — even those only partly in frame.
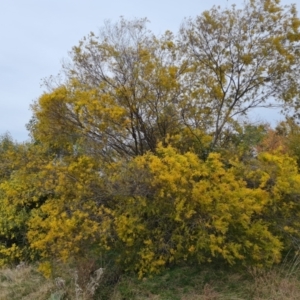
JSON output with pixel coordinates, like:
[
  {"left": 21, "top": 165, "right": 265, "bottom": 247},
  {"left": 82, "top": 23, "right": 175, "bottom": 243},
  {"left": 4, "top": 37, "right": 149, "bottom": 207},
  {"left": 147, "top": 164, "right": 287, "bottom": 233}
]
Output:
[
  {"left": 112, "top": 264, "right": 246, "bottom": 300},
  {"left": 111, "top": 263, "right": 300, "bottom": 300}
]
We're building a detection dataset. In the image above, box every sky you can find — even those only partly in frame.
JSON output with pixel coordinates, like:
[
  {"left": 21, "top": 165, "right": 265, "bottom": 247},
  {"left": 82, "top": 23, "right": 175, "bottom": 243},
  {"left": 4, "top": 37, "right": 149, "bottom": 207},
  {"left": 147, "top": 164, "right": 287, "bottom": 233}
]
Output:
[{"left": 0, "top": 0, "right": 296, "bottom": 142}]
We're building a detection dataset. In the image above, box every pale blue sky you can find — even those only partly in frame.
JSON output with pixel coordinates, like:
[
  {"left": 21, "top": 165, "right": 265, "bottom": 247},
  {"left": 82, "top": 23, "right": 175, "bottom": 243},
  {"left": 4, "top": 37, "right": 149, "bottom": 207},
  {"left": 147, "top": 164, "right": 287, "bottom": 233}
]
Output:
[{"left": 0, "top": 0, "right": 295, "bottom": 142}]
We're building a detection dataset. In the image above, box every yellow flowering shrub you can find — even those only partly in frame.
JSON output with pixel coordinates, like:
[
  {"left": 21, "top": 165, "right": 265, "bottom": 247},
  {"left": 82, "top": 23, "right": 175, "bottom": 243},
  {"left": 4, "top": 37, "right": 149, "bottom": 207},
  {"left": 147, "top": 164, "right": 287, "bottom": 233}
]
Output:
[
  {"left": 0, "top": 141, "right": 48, "bottom": 266},
  {"left": 0, "top": 139, "right": 112, "bottom": 266},
  {"left": 1, "top": 134, "right": 300, "bottom": 279},
  {"left": 108, "top": 145, "right": 283, "bottom": 276},
  {"left": 242, "top": 151, "right": 300, "bottom": 249},
  {"left": 26, "top": 155, "right": 113, "bottom": 261}
]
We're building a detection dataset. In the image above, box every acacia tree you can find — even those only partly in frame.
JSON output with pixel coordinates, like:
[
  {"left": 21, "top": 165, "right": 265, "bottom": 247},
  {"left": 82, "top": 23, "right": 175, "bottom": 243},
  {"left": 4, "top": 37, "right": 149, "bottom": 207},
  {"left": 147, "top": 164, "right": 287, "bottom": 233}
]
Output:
[{"left": 179, "top": 0, "right": 300, "bottom": 148}]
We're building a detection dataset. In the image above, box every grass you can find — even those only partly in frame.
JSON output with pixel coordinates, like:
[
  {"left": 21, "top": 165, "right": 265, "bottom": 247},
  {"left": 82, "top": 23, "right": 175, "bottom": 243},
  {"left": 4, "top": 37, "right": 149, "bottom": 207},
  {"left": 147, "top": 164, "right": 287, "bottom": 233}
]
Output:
[
  {"left": 112, "top": 264, "right": 246, "bottom": 300},
  {"left": 1, "top": 258, "right": 300, "bottom": 299},
  {"left": 112, "top": 262, "right": 300, "bottom": 300},
  {"left": 0, "top": 263, "right": 54, "bottom": 300}
]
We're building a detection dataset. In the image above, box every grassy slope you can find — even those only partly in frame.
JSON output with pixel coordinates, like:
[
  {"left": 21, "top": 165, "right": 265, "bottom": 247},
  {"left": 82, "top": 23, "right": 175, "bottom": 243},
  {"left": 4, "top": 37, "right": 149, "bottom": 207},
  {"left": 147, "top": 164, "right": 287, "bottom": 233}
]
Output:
[{"left": 1, "top": 260, "right": 300, "bottom": 300}]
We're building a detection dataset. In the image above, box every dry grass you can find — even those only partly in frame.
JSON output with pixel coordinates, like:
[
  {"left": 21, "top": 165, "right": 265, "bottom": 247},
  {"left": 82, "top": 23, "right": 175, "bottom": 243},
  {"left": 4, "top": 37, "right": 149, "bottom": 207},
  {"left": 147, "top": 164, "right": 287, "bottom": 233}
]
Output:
[
  {"left": 249, "top": 268, "right": 300, "bottom": 300},
  {"left": 0, "top": 260, "right": 106, "bottom": 300},
  {"left": 0, "top": 263, "right": 53, "bottom": 300}
]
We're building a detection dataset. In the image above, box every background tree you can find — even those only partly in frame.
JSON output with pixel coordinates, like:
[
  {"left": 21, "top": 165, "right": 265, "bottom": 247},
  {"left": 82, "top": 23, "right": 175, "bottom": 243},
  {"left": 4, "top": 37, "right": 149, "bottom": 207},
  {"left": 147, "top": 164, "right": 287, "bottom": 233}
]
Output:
[{"left": 179, "top": 0, "right": 300, "bottom": 148}]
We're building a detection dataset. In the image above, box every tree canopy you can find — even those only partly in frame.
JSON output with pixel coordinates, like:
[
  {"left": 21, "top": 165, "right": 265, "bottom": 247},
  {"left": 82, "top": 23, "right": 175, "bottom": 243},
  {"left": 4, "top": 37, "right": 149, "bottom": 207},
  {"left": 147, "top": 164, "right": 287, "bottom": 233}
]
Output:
[{"left": 30, "top": 0, "right": 300, "bottom": 160}]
